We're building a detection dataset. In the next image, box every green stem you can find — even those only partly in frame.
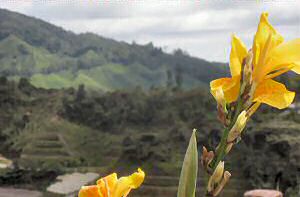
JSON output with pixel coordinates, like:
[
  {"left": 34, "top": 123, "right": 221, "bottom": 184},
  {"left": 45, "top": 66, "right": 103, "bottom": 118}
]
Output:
[
  {"left": 211, "top": 128, "right": 229, "bottom": 170},
  {"left": 211, "top": 99, "right": 243, "bottom": 170},
  {"left": 205, "top": 92, "right": 244, "bottom": 196}
]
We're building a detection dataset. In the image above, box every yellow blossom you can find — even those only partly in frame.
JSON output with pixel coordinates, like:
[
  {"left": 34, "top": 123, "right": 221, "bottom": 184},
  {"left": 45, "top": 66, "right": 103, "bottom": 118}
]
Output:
[
  {"left": 210, "top": 12, "right": 300, "bottom": 109},
  {"left": 79, "top": 168, "right": 145, "bottom": 197}
]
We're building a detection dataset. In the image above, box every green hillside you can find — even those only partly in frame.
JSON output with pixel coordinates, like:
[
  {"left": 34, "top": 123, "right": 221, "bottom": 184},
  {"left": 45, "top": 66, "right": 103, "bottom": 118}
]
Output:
[
  {"left": 0, "top": 8, "right": 228, "bottom": 90},
  {"left": 0, "top": 77, "right": 217, "bottom": 189},
  {"left": 0, "top": 78, "right": 299, "bottom": 196}
]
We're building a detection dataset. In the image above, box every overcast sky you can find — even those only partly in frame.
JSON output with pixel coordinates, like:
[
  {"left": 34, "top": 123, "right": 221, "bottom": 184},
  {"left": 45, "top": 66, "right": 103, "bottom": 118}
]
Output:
[{"left": 0, "top": 0, "right": 299, "bottom": 62}]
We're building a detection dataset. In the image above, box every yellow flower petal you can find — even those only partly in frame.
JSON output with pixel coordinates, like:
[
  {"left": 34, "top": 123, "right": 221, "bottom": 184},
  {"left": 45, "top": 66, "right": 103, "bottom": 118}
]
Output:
[
  {"left": 79, "top": 169, "right": 145, "bottom": 197},
  {"left": 97, "top": 173, "right": 118, "bottom": 197},
  {"left": 265, "top": 64, "right": 293, "bottom": 80},
  {"left": 230, "top": 34, "right": 248, "bottom": 77},
  {"left": 292, "top": 61, "right": 300, "bottom": 74},
  {"left": 253, "top": 79, "right": 295, "bottom": 109},
  {"left": 252, "top": 13, "right": 284, "bottom": 83},
  {"left": 79, "top": 185, "right": 100, "bottom": 197},
  {"left": 113, "top": 168, "right": 145, "bottom": 197},
  {"left": 210, "top": 76, "right": 240, "bottom": 103},
  {"left": 253, "top": 12, "right": 284, "bottom": 67},
  {"left": 267, "top": 39, "right": 300, "bottom": 74}
]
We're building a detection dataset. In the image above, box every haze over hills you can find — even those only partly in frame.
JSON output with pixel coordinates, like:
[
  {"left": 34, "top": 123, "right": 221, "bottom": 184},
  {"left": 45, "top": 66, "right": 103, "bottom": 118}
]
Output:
[{"left": 0, "top": 8, "right": 228, "bottom": 90}]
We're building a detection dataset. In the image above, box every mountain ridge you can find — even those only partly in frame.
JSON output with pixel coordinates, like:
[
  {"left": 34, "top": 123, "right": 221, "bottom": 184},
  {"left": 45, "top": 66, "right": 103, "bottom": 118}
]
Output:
[{"left": 0, "top": 8, "right": 228, "bottom": 90}]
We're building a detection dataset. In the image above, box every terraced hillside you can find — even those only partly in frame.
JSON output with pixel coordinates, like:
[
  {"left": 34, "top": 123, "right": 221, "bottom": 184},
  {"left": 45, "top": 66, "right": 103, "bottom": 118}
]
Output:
[{"left": 20, "top": 133, "right": 75, "bottom": 169}]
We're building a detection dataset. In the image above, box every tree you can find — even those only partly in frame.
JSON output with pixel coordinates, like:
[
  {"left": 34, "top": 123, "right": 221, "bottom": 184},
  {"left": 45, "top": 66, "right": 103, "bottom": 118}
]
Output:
[
  {"left": 175, "top": 66, "right": 183, "bottom": 89},
  {"left": 76, "top": 84, "right": 86, "bottom": 102},
  {"left": 166, "top": 69, "right": 173, "bottom": 89}
]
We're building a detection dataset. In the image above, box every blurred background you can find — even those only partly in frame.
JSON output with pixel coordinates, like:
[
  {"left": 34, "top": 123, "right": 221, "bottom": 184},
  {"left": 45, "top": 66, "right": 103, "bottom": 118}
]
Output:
[{"left": 0, "top": 0, "right": 299, "bottom": 196}]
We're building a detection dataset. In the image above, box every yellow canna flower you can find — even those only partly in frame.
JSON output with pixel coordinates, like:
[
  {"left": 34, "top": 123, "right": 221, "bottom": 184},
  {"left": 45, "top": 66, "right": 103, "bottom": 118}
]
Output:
[
  {"left": 211, "top": 12, "right": 300, "bottom": 109},
  {"left": 78, "top": 168, "right": 145, "bottom": 197}
]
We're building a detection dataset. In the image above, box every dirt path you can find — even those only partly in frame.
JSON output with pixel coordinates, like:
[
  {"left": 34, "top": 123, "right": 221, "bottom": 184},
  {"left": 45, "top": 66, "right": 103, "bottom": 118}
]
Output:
[{"left": 0, "top": 188, "right": 42, "bottom": 197}]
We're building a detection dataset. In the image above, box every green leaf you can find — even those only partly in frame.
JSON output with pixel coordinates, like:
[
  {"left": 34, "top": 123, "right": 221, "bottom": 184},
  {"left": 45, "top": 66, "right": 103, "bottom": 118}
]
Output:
[{"left": 177, "top": 129, "right": 198, "bottom": 197}]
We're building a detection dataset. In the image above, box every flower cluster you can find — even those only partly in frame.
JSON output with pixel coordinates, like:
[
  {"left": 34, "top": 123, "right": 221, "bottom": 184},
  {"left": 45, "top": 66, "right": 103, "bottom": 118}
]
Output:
[
  {"left": 211, "top": 13, "right": 300, "bottom": 112},
  {"left": 202, "top": 12, "right": 300, "bottom": 196}
]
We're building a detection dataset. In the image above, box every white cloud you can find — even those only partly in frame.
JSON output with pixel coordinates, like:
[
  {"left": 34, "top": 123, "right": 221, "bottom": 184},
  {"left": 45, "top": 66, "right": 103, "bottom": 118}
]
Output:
[{"left": 0, "top": 0, "right": 299, "bottom": 62}]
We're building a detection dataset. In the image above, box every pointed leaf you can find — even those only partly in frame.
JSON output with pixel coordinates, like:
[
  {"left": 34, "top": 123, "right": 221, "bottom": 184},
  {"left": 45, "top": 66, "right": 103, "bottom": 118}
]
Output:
[{"left": 177, "top": 129, "right": 198, "bottom": 197}]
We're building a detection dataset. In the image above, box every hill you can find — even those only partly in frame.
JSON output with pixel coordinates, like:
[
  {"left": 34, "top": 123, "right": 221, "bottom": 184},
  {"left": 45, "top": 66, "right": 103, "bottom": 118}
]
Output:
[
  {"left": 0, "top": 78, "right": 299, "bottom": 196},
  {"left": 0, "top": 8, "right": 228, "bottom": 90},
  {"left": 0, "top": 77, "right": 217, "bottom": 190}
]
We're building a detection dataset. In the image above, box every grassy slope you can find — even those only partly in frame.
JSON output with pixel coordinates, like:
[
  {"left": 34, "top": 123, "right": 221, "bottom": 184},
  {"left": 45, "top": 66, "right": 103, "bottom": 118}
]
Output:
[
  {"left": 29, "top": 63, "right": 204, "bottom": 90},
  {"left": 0, "top": 35, "right": 74, "bottom": 73},
  {"left": 0, "top": 34, "right": 223, "bottom": 91}
]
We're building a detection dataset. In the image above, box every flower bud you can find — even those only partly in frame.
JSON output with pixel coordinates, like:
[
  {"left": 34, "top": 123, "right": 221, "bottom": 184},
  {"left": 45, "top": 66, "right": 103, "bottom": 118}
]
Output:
[
  {"left": 246, "top": 102, "right": 261, "bottom": 118},
  {"left": 225, "top": 142, "right": 233, "bottom": 154},
  {"left": 212, "top": 171, "right": 231, "bottom": 197},
  {"left": 207, "top": 161, "right": 224, "bottom": 192},
  {"left": 240, "top": 50, "right": 253, "bottom": 96},
  {"left": 201, "top": 146, "right": 214, "bottom": 172},
  {"left": 213, "top": 161, "right": 225, "bottom": 184},
  {"left": 215, "top": 88, "right": 226, "bottom": 108},
  {"left": 207, "top": 161, "right": 225, "bottom": 194},
  {"left": 227, "top": 111, "right": 247, "bottom": 143},
  {"left": 243, "top": 50, "right": 253, "bottom": 86},
  {"left": 215, "top": 88, "right": 228, "bottom": 126}
]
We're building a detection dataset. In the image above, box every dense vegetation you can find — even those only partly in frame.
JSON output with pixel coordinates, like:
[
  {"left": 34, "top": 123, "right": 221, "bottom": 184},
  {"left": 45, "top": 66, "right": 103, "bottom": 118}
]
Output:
[
  {"left": 0, "top": 77, "right": 299, "bottom": 196},
  {"left": 0, "top": 8, "right": 227, "bottom": 90},
  {"left": 0, "top": 77, "right": 218, "bottom": 182}
]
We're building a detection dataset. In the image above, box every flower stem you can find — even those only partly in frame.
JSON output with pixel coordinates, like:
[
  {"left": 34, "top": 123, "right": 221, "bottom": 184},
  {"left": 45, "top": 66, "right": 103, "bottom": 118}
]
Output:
[{"left": 211, "top": 99, "right": 243, "bottom": 170}]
